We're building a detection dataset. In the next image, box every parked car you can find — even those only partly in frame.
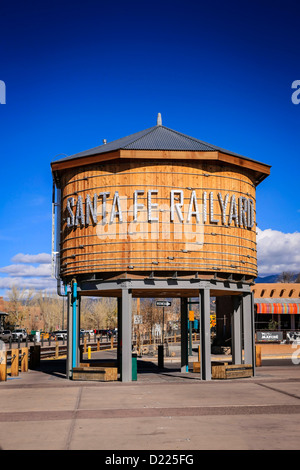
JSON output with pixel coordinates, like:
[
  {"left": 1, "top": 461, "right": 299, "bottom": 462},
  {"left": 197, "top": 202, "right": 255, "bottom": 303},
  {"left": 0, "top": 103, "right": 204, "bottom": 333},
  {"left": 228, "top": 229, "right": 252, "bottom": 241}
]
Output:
[
  {"left": 54, "top": 330, "right": 67, "bottom": 340},
  {"left": 97, "top": 329, "right": 110, "bottom": 336},
  {"left": 12, "top": 329, "right": 28, "bottom": 341},
  {"left": 86, "top": 329, "right": 95, "bottom": 336},
  {"left": 0, "top": 330, "right": 12, "bottom": 342},
  {"left": 80, "top": 329, "right": 95, "bottom": 337},
  {"left": 40, "top": 331, "right": 50, "bottom": 340}
]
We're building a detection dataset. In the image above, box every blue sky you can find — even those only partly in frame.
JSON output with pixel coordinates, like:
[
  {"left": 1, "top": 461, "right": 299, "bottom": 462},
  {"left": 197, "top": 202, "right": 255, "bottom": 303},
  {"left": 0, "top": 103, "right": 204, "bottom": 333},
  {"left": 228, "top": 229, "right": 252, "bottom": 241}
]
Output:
[{"left": 0, "top": 0, "right": 299, "bottom": 296}]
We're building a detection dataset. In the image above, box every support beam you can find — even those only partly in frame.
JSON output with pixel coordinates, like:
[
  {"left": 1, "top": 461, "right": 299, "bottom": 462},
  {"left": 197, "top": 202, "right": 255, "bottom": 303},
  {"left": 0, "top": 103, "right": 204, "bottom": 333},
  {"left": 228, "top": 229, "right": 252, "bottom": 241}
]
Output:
[
  {"left": 66, "top": 292, "right": 73, "bottom": 379},
  {"left": 72, "top": 281, "right": 80, "bottom": 371},
  {"left": 231, "top": 295, "right": 242, "bottom": 364},
  {"left": 77, "top": 278, "right": 252, "bottom": 295},
  {"left": 200, "top": 288, "right": 211, "bottom": 380},
  {"left": 66, "top": 283, "right": 80, "bottom": 379},
  {"left": 117, "top": 296, "right": 122, "bottom": 374},
  {"left": 180, "top": 298, "right": 188, "bottom": 372},
  {"left": 242, "top": 292, "right": 255, "bottom": 374},
  {"left": 121, "top": 288, "right": 132, "bottom": 382}
]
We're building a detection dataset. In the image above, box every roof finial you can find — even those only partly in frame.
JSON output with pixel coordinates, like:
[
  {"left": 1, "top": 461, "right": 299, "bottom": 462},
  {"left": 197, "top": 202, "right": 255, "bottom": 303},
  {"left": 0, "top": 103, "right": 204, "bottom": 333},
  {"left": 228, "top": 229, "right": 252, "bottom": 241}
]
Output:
[{"left": 157, "top": 113, "right": 162, "bottom": 126}]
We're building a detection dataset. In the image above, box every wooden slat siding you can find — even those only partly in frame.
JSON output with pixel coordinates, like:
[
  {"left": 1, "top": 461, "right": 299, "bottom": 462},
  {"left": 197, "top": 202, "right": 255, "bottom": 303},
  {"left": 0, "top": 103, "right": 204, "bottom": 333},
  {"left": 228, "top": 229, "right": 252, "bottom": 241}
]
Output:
[
  {"left": 72, "top": 366, "right": 118, "bottom": 381},
  {"left": 59, "top": 160, "right": 257, "bottom": 279},
  {"left": 211, "top": 363, "right": 253, "bottom": 379},
  {"left": 0, "top": 350, "right": 7, "bottom": 381}
]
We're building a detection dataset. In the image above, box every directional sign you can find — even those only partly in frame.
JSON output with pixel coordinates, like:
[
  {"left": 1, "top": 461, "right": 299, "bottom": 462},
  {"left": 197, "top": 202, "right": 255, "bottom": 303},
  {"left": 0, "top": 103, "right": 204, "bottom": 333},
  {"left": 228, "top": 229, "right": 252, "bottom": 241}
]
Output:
[{"left": 156, "top": 301, "right": 172, "bottom": 307}]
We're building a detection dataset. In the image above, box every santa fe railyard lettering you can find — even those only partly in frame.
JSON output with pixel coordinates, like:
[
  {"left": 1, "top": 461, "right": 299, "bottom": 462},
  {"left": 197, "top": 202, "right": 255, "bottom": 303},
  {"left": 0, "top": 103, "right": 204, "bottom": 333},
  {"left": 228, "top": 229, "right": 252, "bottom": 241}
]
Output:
[{"left": 66, "top": 189, "right": 255, "bottom": 229}]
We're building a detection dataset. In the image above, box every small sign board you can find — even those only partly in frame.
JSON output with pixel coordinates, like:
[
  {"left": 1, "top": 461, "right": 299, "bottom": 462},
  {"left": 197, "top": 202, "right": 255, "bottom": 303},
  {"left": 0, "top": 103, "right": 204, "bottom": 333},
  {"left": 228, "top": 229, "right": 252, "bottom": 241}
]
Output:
[
  {"left": 156, "top": 301, "right": 172, "bottom": 307},
  {"left": 134, "top": 315, "right": 143, "bottom": 324},
  {"left": 189, "top": 310, "right": 194, "bottom": 321},
  {"left": 256, "top": 331, "right": 283, "bottom": 342}
]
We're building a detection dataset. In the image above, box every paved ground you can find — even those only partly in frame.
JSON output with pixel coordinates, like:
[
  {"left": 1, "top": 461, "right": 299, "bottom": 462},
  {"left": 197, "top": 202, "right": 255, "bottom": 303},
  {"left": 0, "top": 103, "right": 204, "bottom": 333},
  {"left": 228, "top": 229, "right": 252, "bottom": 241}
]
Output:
[{"left": 1, "top": 349, "right": 300, "bottom": 452}]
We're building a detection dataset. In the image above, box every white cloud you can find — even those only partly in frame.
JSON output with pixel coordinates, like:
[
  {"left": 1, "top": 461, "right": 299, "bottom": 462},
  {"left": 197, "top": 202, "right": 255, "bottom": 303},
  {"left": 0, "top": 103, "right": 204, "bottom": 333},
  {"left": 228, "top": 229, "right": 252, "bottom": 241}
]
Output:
[
  {"left": 11, "top": 253, "right": 51, "bottom": 264},
  {"left": 0, "top": 263, "right": 51, "bottom": 277},
  {"left": 0, "top": 276, "right": 56, "bottom": 291},
  {"left": 0, "top": 252, "right": 56, "bottom": 295},
  {"left": 257, "top": 227, "right": 300, "bottom": 276}
]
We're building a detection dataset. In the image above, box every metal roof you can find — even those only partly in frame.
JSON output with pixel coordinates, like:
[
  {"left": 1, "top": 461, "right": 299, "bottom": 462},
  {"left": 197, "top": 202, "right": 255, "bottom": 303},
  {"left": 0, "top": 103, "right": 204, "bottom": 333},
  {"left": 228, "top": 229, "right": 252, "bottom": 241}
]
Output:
[{"left": 52, "top": 117, "right": 260, "bottom": 164}]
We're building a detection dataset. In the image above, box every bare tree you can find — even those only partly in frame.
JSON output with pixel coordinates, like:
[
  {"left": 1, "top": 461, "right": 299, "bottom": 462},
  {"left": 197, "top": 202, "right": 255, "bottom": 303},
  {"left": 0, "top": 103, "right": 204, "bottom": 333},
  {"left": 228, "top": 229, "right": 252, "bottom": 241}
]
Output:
[
  {"left": 81, "top": 297, "right": 117, "bottom": 330},
  {"left": 34, "top": 290, "right": 64, "bottom": 331},
  {"left": 7, "top": 285, "right": 34, "bottom": 328},
  {"left": 140, "top": 299, "right": 161, "bottom": 339},
  {"left": 278, "top": 271, "right": 295, "bottom": 283}
]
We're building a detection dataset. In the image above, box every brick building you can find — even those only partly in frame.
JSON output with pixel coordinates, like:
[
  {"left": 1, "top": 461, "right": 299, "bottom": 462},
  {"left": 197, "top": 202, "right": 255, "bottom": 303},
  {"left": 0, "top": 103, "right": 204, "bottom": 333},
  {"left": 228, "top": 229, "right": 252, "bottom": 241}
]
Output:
[{"left": 0, "top": 296, "right": 44, "bottom": 332}]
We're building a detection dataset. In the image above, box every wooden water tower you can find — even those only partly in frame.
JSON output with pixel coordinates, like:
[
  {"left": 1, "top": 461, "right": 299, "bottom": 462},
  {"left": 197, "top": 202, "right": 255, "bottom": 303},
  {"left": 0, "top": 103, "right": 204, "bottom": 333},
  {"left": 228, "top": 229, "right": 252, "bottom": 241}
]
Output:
[{"left": 51, "top": 114, "right": 270, "bottom": 381}]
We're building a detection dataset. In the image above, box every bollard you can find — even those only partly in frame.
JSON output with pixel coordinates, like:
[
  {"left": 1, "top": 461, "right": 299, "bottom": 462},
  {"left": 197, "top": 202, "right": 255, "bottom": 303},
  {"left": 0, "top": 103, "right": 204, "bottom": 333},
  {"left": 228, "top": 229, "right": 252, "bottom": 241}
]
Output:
[
  {"left": 10, "top": 348, "right": 19, "bottom": 377},
  {"left": 20, "top": 347, "right": 28, "bottom": 372},
  {"left": 29, "top": 345, "right": 41, "bottom": 369},
  {"left": 0, "top": 350, "right": 7, "bottom": 381},
  {"left": 97, "top": 338, "right": 100, "bottom": 351},
  {"left": 55, "top": 341, "right": 59, "bottom": 359},
  {"left": 158, "top": 344, "right": 164, "bottom": 369},
  {"left": 88, "top": 346, "right": 91, "bottom": 360},
  {"left": 256, "top": 345, "right": 262, "bottom": 367},
  {"left": 111, "top": 336, "right": 114, "bottom": 349},
  {"left": 132, "top": 353, "right": 137, "bottom": 381}
]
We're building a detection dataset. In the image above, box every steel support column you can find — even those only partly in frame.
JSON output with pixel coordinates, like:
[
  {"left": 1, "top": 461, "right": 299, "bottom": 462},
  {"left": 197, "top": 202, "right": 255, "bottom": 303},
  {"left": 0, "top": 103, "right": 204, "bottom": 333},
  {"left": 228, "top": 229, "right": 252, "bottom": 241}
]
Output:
[
  {"left": 199, "top": 288, "right": 211, "bottom": 380},
  {"left": 117, "top": 296, "right": 122, "bottom": 374},
  {"left": 242, "top": 292, "right": 255, "bottom": 374},
  {"left": 121, "top": 288, "right": 132, "bottom": 382},
  {"left": 72, "top": 281, "right": 80, "bottom": 371},
  {"left": 66, "top": 286, "right": 80, "bottom": 379},
  {"left": 66, "top": 292, "right": 73, "bottom": 379},
  {"left": 180, "top": 298, "right": 188, "bottom": 372},
  {"left": 231, "top": 295, "right": 242, "bottom": 364}
]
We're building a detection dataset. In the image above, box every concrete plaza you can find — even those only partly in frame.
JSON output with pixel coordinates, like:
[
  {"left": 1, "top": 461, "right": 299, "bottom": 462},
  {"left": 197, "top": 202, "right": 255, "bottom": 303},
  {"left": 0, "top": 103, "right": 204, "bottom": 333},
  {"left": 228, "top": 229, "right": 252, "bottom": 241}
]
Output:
[{"left": 0, "top": 350, "right": 300, "bottom": 451}]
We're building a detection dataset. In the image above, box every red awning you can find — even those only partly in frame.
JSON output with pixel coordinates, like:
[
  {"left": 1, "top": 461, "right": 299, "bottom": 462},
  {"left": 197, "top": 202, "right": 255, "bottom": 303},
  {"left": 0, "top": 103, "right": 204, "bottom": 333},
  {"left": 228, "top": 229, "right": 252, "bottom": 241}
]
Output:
[{"left": 256, "top": 303, "right": 300, "bottom": 314}]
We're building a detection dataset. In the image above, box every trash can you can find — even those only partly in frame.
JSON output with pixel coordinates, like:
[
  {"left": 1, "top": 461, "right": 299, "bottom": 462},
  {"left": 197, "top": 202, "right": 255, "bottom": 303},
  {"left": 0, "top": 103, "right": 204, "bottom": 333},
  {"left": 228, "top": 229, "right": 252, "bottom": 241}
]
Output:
[
  {"left": 132, "top": 353, "right": 137, "bottom": 381},
  {"left": 158, "top": 344, "right": 164, "bottom": 369}
]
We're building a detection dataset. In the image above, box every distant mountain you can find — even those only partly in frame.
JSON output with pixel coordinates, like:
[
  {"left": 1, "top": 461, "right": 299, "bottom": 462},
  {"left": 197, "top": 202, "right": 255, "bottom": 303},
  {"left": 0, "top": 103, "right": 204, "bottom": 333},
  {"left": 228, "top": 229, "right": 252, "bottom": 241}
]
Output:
[
  {"left": 256, "top": 273, "right": 300, "bottom": 283},
  {"left": 255, "top": 274, "right": 281, "bottom": 283}
]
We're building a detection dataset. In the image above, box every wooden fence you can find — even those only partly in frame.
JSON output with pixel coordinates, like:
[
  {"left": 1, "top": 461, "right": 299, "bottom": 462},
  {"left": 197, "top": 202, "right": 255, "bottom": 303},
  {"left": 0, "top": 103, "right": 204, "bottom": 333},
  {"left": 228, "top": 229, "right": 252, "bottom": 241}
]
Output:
[{"left": 0, "top": 347, "right": 29, "bottom": 381}]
